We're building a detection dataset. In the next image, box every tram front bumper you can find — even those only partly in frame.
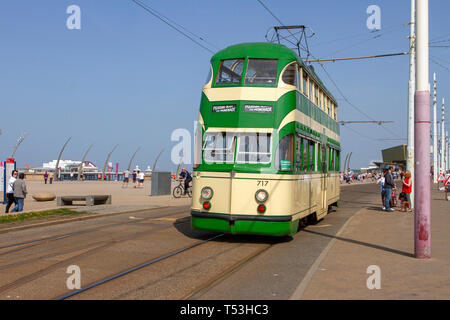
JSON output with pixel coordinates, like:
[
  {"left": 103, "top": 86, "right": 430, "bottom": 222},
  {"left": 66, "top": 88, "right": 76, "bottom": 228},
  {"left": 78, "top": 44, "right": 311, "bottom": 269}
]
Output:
[{"left": 191, "top": 211, "right": 298, "bottom": 236}]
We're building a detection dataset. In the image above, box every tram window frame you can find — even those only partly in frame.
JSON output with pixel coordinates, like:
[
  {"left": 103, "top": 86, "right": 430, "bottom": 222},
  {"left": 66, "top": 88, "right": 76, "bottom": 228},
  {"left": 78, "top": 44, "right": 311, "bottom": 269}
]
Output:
[
  {"left": 216, "top": 59, "right": 245, "bottom": 85},
  {"left": 244, "top": 58, "right": 278, "bottom": 86},
  {"left": 275, "top": 134, "right": 294, "bottom": 171},
  {"left": 295, "top": 135, "right": 302, "bottom": 171},
  {"left": 316, "top": 143, "right": 322, "bottom": 172},
  {"left": 302, "top": 138, "right": 308, "bottom": 172},
  {"left": 203, "top": 132, "right": 236, "bottom": 164},
  {"left": 309, "top": 140, "right": 315, "bottom": 172},
  {"left": 281, "top": 62, "right": 298, "bottom": 87},
  {"left": 309, "top": 78, "right": 313, "bottom": 100},
  {"left": 303, "top": 70, "right": 308, "bottom": 97},
  {"left": 236, "top": 133, "right": 272, "bottom": 164}
]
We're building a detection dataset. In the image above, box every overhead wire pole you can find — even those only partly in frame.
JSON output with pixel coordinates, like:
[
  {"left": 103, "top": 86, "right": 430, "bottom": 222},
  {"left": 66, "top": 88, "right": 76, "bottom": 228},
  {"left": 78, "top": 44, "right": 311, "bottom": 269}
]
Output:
[
  {"left": 407, "top": 0, "right": 416, "bottom": 207},
  {"left": 433, "top": 73, "right": 438, "bottom": 183},
  {"left": 442, "top": 98, "right": 446, "bottom": 173},
  {"left": 414, "top": 0, "right": 431, "bottom": 259}
]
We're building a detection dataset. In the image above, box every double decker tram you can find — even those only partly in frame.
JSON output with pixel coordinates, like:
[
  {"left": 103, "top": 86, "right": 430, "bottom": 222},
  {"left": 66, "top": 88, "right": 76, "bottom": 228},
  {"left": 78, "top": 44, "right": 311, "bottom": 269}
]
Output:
[{"left": 191, "top": 43, "right": 340, "bottom": 236}]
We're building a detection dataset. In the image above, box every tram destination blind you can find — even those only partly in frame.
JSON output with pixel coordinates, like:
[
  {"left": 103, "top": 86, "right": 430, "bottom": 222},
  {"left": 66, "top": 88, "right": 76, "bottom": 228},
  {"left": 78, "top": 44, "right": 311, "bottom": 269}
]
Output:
[
  {"left": 212, "top": 105, "right": 236, "bottom": 113},
  {"left": 244, "top": 104, "right": 273, "bottom": 113}
]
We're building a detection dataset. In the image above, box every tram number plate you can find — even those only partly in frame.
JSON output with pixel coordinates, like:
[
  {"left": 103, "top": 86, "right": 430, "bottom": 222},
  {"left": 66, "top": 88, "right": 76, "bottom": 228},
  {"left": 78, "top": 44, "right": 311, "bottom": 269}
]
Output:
[{"left": 257, "top": 180, "right": 268, "bottom": 186}]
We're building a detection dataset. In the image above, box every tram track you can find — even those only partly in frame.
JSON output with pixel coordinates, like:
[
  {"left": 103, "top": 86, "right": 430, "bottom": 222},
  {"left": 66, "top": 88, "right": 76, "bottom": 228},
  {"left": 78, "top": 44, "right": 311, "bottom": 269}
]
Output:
[
  {"left": 183, "top": 243, "right": 273, "bottom": 300},
  {"left": 0, "top": 219, "right": 194, "bottom": 296},
  {"left": 54, "top": 234, "right": 225, "bottom": 300},
  {"left": 0, "top": 206, "right": 189, "bottom": 255}
]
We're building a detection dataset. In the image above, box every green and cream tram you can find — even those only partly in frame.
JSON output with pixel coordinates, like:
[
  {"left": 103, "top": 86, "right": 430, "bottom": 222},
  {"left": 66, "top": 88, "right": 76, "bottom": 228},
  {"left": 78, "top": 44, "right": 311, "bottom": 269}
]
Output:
[{"left": 191, "top": 42, "right": 340, "bottom": 236}]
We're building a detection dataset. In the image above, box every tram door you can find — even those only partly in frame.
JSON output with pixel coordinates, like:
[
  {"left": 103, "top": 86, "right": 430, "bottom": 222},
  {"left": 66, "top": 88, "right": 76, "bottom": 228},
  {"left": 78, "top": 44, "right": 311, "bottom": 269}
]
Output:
[{"left": 320, "top": 144, "right": 328, "bottom": 215}]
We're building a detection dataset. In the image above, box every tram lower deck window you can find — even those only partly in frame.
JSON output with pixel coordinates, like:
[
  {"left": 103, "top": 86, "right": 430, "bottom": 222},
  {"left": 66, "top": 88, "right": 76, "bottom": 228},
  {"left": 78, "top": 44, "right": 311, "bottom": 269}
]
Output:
[{"left": 236, "top": 133, "right": 272, "bottom": 164}]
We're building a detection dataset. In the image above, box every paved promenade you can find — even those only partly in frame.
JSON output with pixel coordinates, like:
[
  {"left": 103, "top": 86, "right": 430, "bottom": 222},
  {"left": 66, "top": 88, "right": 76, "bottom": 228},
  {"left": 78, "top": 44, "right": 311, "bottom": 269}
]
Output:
[
  {"left": 295, "top": 183, "right": 450, "bottom": 299},
  {"left": 1, "top": 180, "right": 191, "bottom": 216}
]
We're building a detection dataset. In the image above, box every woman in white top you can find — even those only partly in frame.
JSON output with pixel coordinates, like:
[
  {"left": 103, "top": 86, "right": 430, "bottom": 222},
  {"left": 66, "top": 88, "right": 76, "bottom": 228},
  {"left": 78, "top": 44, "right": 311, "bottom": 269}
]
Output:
[
  {"left": 5, "top": 170, "right": 18, "bottom": 213},
  {"left": 138, "top": 171, "right": 145, "bottom": 188}
]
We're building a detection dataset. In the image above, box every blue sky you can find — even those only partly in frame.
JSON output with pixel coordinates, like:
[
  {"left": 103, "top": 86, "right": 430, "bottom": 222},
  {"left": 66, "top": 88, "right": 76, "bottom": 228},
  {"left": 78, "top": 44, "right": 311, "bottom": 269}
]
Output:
[{"left": 1, "top": 0, "right": 449, "bottom": 171}]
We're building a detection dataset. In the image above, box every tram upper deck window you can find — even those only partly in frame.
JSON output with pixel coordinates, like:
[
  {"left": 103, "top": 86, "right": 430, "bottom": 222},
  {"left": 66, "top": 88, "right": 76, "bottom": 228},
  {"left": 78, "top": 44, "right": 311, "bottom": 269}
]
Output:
[
  {"left": 236, "top": 133, "right": 272, "bottom": 164},
  {"left": 216, "top": 59, "right": 245, "bottom": 85},
  {"left": 203, "top": 132, "right": 236, "bottom": 163},
  {"left": 244, "top": 59, "right": 278, "bottom": 85},
  {"left": 282, "top": 63, "right": 297, "bottom": 86}
]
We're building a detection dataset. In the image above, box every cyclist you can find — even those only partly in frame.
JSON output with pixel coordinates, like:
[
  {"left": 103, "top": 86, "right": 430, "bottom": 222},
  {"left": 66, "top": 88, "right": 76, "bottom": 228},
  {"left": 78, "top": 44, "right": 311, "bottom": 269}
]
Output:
[{"left": 178, "top": 168, "right": 192, "bottom": 195}]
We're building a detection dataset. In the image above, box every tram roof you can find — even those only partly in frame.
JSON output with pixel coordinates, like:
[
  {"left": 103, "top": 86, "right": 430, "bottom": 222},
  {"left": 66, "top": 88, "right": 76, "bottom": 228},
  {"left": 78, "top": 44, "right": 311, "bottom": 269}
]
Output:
[{"left": 212, "top": 42, "right": 337, "bottom": 104}]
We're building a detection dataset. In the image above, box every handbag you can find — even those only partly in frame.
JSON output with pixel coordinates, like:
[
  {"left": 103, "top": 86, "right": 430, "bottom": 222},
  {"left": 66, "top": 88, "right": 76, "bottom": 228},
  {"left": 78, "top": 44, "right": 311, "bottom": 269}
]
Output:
[{"left": 399, "top": 192, "right": 405, "bottom": 201}]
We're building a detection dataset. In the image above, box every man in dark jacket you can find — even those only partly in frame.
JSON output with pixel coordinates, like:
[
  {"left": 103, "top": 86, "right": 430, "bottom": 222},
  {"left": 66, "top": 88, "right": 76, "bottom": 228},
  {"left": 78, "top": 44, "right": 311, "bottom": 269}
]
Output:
[{"left": 383, "top": 166, "right": 395, "bottom": 211}]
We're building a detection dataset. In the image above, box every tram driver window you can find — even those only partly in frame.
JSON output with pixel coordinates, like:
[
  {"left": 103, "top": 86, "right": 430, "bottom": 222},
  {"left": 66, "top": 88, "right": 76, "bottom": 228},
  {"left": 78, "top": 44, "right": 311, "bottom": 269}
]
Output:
[
  {"left": 245, "top": 59, "right": 278, "bottom": 85},
  {"left": 216, "top": 59, "right": 244, "bottom": 85}
]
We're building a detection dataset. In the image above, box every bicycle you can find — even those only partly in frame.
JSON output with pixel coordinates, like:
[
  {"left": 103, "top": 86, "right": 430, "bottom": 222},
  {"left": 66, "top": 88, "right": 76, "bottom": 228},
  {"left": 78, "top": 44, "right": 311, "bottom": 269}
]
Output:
[{"left": 173, "top": 179, "right": 192, "bottom": 198}]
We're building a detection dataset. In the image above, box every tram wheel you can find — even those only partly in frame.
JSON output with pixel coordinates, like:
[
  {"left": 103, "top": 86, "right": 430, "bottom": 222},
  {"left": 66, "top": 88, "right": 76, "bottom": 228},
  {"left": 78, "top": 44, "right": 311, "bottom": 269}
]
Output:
[{"left": 173, "top": 186, "right": 183, "bottom": 198}]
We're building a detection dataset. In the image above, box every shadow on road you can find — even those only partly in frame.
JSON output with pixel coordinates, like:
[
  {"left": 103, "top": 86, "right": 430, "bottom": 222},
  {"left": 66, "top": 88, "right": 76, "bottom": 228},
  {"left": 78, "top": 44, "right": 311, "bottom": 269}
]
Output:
[
  {"left": 301, "top": 229, "right": 414, "bottom": 258},
  {"left": 173, "top": 216, "right": 292, "bottom": 245}
]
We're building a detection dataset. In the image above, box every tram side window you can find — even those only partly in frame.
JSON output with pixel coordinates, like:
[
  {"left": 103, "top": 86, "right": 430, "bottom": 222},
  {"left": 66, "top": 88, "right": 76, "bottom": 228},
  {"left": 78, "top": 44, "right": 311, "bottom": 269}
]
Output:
[
  {"left": 309, "top": 141, "right": 315, "bottom": 172},
  {"left": 302, "top": 138, "right": 308, "bottom": 172},
  {"left": 295, "top": 135, "right": 302, "bottom": 171},
  {"left": 216, "top": 59, "right": 245, "bottom": 85},
  {"left": 276, "top": 134, "right": 294, "bottom": 171},
  {"left": 282, "top": 63, "right": 298, "bottom": 87},
  {"left": 245, "top": 59, "right": 278, "bottom": 85},
  {"left": 316, "top": 143, "right": 322, "bottom": 172},
  {"left": 329, "top": 148, "right": 335, "bottom": 172},
  {"left": 236, "top": 133, "right": 272, "bottom": 164},
  {"left": 303, "top": 71, "right": 308, "bottom": 97}
]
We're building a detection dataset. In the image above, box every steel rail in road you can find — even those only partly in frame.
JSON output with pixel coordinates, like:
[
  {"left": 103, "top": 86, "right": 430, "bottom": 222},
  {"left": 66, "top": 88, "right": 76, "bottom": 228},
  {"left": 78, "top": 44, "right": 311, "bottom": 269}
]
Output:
[
  {"left": 184, "top": 244, "right": 273, "bottom": 300},
  {"left": 0, "top": 209, "right": 194, "bottom": 295},
  {"left": 0, "top": 206, "right": 184, "bottom": 251},
  {"left": 55, "top": 233, "right": 225, "bottom": 300}
]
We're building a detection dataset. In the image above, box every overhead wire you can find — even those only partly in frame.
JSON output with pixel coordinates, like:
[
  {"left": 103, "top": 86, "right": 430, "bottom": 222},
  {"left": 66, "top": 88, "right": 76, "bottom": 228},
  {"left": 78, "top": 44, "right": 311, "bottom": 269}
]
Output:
[
  {"left": 131, "top": 0, "right": 215, "bottom": 54},
  {"left": 256, "top": 0, "right": 402, "bottom": 141}
]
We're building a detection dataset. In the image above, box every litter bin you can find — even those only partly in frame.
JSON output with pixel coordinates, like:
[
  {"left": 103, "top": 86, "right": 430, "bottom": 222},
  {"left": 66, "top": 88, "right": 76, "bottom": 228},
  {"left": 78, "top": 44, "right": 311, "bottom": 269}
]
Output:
[{"left": 150, "top": 171, "right": 171, "bottom": 196}]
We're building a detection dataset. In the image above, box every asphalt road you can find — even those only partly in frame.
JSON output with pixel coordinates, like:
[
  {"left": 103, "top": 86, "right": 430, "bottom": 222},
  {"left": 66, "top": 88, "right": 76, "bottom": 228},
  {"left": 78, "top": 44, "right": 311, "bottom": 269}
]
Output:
[{"left": 0, "top": 182, "right": 380, "bottom": 300}]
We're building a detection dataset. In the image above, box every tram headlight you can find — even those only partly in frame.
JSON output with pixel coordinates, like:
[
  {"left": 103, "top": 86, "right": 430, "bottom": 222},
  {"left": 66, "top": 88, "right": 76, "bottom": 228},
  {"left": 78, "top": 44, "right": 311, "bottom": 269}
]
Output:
[
  {"left": 201, "top": 187, "right": 214, "bottom": 200},
  {"left": 255, "top": 189, "right": 269, "bottom": 202}
]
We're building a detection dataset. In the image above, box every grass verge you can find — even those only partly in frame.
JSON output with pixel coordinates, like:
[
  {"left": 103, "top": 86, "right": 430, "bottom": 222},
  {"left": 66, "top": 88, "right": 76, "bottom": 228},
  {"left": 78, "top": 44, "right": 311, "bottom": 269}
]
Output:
[{"left": 0, "top": 208, "right": 87, "bottom": 224}]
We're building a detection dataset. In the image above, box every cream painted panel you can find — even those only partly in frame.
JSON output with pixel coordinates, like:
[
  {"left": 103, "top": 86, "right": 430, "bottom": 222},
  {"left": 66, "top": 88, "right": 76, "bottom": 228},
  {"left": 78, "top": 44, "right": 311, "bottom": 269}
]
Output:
[
  {"left": 203, "top": 87, "right": 295, "bottom": 102},
  {"left": 277, "top": 109, "right": 340, "bottom": 142}
]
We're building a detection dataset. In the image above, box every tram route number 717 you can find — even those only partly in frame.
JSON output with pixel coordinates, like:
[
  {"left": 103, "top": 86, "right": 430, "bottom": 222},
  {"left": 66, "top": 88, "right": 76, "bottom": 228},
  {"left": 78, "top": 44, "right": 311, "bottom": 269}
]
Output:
[{"left": 257, "top": 180, "right": 269, "bottom": 186}]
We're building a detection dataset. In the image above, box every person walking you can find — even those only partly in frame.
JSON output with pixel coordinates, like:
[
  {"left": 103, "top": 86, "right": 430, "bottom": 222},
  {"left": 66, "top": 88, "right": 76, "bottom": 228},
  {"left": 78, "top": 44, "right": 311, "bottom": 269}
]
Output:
[
  {"left": 11, "top": 172, "right": 27, "bottom": 213},
  {"left": 137, "top": 170, "right": 145, "bottom": 188},
  {"left": 132, "top": 171, "right": 137, "bottom": 188},
  {"left": 5, "top": 170, "right": 18, "bottom": 213},
  {"left": 383, "top": 166, "right": 395, "bottom": 212},
  {"left": 44, "top": 171, "right": 48, "bottom": 184},
  {"left": 122, "top": 169, "right": 130, "bottom": 188},
  {"left": 401, "top": 170, "right": 413, "bottom": 212}
]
